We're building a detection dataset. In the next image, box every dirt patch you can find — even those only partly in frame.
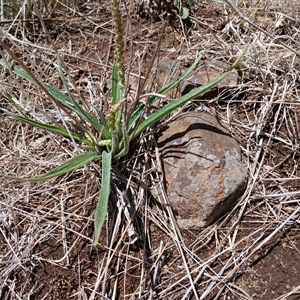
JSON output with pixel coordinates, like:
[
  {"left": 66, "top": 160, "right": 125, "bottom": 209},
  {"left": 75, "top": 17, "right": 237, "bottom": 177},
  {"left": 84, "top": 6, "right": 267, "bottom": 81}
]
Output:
[{"left": 237, "top": 233, "right": 300, "bottom": 299}]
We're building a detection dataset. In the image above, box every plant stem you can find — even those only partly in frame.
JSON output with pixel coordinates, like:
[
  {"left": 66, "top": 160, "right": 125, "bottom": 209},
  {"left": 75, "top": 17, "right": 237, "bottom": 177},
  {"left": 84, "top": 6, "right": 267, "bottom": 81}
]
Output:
[{"left": 111, "top": 0, "right": 125, "bottom": 88}]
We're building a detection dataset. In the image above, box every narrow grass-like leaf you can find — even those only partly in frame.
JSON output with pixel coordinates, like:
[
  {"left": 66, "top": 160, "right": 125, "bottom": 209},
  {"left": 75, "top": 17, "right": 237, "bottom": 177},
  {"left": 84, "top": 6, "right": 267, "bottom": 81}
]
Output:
[
  {"left": 4, "top": 111, "right": 92, "bottom": 145},
  {"left": 132, "top": 69, "right": 230, "bottom": 139},
  {"left": 132, "top": 48, "right": 247, "bottom": 139},
  {"left": 114, "top": 123, "right": 129, "bottom": 159},
  {"left": 150, "top": 52, "right": 204, "bottom": 103},
  {"left": 128, "top": 52, "right": 204, "bottom": 131},
  {"left": 56, "top": 54, "right": 104, "bottom": 133},
  {"left": 181, "top": 6, "right": 189, "bottom": 19},
  {"left": 129, "top": 46, "right": 248, "bottom": 141},
  {"left": 94, "top": 150, "right": 112, "bottom": 245},
  {"left": 0, "top": 59, "right": 103, "bottom": 133},
  {"left": 111, "top": 129, "right": 119, "bottom": 156},
  {"left": 4, "top": 152, "right": 101, "bottom": 183},
  {"left": 45, "top": 83, "right": 103, "bottom": 132},
  {"left": 112, "top": 63, "right": 121, "bottom": 105},
  {"left": 92, "top": 104, "right": 111, "bottom": 140},
  {"left": 0, "top": 59, "right": 36, "bottom": 84},
  {"left": 111, "top": 62, "right": 122, "bottom": 124},
  {"left": 4, "top": 92, "right": 27, "bottom": 117}
]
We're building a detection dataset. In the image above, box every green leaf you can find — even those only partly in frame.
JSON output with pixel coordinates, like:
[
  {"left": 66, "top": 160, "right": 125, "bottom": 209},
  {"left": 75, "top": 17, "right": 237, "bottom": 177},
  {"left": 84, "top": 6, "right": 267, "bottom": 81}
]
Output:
[
  {"left": 128, "top": 52, "right": 204, "bottom": 131},
  {"left": 5, "top": 152, "right": 101, "bottom": 182},
  {"left": 111, "top": 62, "right": 122, "bottom": 123},
  {"left": 114, "top": 122, "right": 129, "bottom": 159},
  {"left": 92, "top": 104, "right": 111, "bottom": 140},
  {"left": 4, "top": 92, "right": 27, "bottom": 117},
  {"left": 46, "top": 83, "right": 104, "bottom": 133},
  {"left": 93, "top": 150, "right": 112, "bottom": 245},
  {"left": 132, "top": 70, "right": 230, "bottom": 139},
  {"left": 5, "top": 111, "right": 92, "bottom": 145},
  {"left": 112, "top": 63, "right": 121, "bottom": 105},
  {"left": 150, "top": 52, "right": 204, "bottom": 103},
  {"left": 0, "top": 58, "right": 103, "bottom": 133},
  {"left": 0, "top": 59, "right": 36, "bottom": 84},
  {"left": 56, "top": 53, "right": 104, "bottom": 133},
  {"left": 181, "top": 6, "right": 189, "bottom": 19},
  {"left": 132, "top": 49, "right": 247, "bottom": 139}
]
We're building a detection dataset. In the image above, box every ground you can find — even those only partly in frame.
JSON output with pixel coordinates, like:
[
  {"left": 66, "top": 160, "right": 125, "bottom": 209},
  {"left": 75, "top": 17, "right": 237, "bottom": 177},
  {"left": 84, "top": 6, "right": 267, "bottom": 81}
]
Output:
[{"left": 1, "top": 0, "right": 300, "bottom": 299}]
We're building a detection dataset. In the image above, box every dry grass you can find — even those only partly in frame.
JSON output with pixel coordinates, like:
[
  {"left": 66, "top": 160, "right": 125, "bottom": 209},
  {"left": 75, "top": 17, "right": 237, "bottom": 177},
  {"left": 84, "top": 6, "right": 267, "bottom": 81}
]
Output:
[{"left": 1, "top": 0, "right": 300, "bottom": 299}]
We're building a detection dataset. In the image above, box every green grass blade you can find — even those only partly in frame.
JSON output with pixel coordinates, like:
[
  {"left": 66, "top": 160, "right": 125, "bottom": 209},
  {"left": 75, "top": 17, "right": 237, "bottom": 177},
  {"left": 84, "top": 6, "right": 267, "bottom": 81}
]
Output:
[
  {"left": 91, "top": 104, "right": 111, "bottom": 139},
  {"left": 112, "top": 63, "right": 120, "bottom": 104},
  {"left": 128, "top": 52, "right": 204, "bottom": 131},
  {"left": 45, "top": 83, "right": 104, "bottom": 133},
  {"left": 132, "top": 47, "right": 247, "bottom": 139},
  {"left": 4, "top": 92, "right": 27, "bottom": 117},
  {"left": 132, "top": 70, "right": 230, "bottom": 139},
  {"left": 0, "top": 59, "right": 37, "bottom": 85},
  {"left": 45, "top": 83, "right": 78, "bottom": 109},
  {"left": 56, "top": 53, "right": 104, "bottom": 132},
  {"left": 150, "top": 52, "right": 204, "bottom": 102},
  {"left": 5, "top": 152, "right": 101, "bottom": 183},
  {"left": 0, "top": 58, "right": 103, "bottom": 133},
  {"left": 111, "top": 62, "right": 122, "bottom": 122},
  {"left": 5, "top": 111, "right": 92, "bottom": 144},
  {"left": 93, "top": 150, "right": 112, "bottom": 245},
  {"left": 114, "top": 123, "right": 129, "bottom": 159}
]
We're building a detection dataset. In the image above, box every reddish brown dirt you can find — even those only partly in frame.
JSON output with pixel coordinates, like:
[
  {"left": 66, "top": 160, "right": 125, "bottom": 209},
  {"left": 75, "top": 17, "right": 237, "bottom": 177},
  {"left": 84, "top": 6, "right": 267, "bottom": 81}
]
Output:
[{"left": 233, "top": 220, "right": 300, "bottom": 300}]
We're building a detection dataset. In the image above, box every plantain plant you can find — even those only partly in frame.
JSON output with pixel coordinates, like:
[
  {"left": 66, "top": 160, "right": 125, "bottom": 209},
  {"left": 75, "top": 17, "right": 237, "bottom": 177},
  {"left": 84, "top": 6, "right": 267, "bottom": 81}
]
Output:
[{"left": 0, "top": 0, "right": 245, "bottom": 245}]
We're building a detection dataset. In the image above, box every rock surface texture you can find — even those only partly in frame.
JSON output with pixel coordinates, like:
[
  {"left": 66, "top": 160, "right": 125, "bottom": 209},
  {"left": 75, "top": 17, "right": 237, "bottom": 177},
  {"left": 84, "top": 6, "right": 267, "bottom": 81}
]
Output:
[{"left": 157, "top": 112, "right": 247, "bottom": 229}]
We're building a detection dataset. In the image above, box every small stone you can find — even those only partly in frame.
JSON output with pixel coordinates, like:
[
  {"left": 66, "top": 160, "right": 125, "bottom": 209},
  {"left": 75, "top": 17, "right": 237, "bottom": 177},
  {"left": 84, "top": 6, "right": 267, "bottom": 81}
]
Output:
[{"left": 157, "top": 112, "right": 247, "bottom": 229}]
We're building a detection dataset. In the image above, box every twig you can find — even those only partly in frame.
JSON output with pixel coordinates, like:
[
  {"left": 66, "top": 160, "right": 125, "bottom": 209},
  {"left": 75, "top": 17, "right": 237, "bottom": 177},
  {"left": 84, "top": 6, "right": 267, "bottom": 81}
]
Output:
[{"left": 224, "top": 0, "right": 300, "bottom": 56}]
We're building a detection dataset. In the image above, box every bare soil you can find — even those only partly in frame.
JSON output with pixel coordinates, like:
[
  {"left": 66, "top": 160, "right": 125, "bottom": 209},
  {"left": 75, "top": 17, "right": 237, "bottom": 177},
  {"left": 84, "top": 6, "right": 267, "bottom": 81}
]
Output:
[{"left": 1, "top": 1, "right": 300, "bottom": 299}]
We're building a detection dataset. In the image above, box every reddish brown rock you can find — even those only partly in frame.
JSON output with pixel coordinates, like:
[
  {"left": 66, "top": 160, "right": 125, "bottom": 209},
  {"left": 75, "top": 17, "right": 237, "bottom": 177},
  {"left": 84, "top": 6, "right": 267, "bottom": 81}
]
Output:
[{"left": 157, "top": 112, "right": 247, "bottom": 229}]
